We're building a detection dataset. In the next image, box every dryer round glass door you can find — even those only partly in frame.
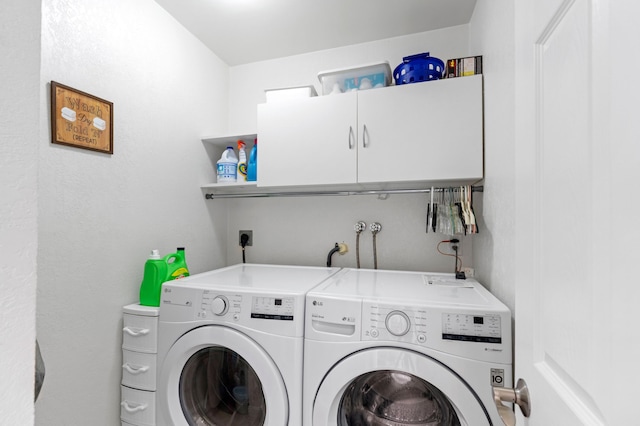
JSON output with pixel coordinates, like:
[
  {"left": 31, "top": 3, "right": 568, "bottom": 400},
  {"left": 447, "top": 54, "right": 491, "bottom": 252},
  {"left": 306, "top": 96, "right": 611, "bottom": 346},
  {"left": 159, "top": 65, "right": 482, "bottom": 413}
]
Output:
[
  {"left": 339, "top": 370, "right": 461, "bottom": 425},
  {"left": 312, "top": 348, "right": 491, "bottom": 426},
  {"left": 158, "top": 326, "right": 288, "bottom": 426}
]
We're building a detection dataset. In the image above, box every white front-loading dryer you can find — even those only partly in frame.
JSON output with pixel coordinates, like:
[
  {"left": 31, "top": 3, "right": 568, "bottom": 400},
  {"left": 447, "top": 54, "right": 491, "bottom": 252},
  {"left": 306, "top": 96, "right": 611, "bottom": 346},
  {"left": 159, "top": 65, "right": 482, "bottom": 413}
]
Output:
[
  {"left": 303, "top": 268, "right": 513, "bottom": 426},
  {"left": 156, "top": 263, "right": 339, "bottom": 426}
]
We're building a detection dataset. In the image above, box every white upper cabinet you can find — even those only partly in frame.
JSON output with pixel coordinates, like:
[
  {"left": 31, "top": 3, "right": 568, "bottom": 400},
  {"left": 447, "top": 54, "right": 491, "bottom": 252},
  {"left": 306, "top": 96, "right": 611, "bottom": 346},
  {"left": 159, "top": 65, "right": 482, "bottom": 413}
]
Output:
[
  {"left": 357, "top": 75, "right": 483, "bottom": 184},
  {"left": 257, "top": 74, "right": 483, "bottom": 190},
  {"left": 257, "top": 91, "right": 358, "bottom": 187}
]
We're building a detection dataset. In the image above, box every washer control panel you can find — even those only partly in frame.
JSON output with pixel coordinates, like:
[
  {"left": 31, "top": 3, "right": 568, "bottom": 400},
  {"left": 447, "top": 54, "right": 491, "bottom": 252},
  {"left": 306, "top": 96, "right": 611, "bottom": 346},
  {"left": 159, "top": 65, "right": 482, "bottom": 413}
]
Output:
[
  {"left": 199, "top": 291, "right": 242, "bottom": 320},
  {"left": 197, "top": 292, "right": 295, "bottom": 322},
  {"left": 363, "top": 302, "right": 428, "bottom": 344},
  {"left": 161, "top": 285, "right": 305, "bottom": 337},
  {"left": 250, "top": 296, "right": 295, "bottom": 321}
]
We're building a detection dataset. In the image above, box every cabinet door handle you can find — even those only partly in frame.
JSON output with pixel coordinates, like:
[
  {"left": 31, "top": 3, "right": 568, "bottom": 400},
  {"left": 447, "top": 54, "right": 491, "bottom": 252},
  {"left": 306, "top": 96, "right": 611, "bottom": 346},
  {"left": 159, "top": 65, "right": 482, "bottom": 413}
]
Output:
[
  {"left": 121, "top": 401, "right": 148, "bottom": 413},
  {"left": 348, "top": 126, "right": 354, "bottom": 149},
  {"left": 123, "top": 326, "right": 149, "bottom": 337},
  {"left": 123, "top": 363, "right": 150, "bottom": 375},
  {"left": 362, "top": 124, "right": 368, "bottom": 148}
]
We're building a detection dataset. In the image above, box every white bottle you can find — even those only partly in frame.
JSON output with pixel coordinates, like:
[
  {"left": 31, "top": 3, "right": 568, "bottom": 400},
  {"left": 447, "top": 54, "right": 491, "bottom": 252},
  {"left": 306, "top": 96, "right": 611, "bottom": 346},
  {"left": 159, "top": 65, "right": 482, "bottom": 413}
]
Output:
[
  {"left": 217, "top": 146, "right": 238, "bottom": 182},
  {"left": 237, "top": 140, "right": 247, "bottom": 181}
]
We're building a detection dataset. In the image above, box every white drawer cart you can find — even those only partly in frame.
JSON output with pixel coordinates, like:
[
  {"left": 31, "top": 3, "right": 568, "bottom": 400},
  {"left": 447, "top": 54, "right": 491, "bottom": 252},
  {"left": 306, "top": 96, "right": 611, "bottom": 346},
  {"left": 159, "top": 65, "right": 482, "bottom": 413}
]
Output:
[{"left": 120, "top": 304, "right": 159, "bottom": 426}]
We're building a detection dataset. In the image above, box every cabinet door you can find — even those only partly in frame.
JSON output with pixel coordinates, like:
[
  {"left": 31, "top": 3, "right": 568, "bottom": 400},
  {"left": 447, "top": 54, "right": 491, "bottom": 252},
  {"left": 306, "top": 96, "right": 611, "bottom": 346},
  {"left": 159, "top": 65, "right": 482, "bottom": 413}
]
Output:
[
  {"left": 357, "top": 75, "right": 483, "bottom": 184},
  {"left": 257, "top": 93, "right": 358, "bottom": 187}
]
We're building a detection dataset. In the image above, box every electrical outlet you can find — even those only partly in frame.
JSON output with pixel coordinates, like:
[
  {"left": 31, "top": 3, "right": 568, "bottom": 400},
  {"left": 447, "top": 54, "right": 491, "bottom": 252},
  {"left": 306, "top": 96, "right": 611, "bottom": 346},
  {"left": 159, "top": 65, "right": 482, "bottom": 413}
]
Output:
[
  {"left": 462, "top": 267, "right": 474, "bottom": 277},
  {"left": 239, "top": 230, "right": 253, "bottom": 246},
  {"left": 448, "top": 240, "right": 462, "bottom": 256}
]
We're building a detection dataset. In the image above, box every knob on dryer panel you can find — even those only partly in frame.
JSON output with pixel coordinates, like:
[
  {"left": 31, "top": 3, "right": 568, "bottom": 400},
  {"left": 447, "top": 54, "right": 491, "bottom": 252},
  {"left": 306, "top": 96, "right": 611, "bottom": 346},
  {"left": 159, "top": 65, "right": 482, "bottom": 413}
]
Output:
[{"left": 385, "top": 311, "right": 411, "bottom": 336}]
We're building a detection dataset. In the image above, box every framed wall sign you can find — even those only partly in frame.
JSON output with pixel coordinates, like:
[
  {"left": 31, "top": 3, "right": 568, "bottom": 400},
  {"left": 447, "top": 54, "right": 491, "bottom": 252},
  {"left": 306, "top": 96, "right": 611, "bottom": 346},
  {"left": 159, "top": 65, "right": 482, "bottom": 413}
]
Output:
[{"left": 50, "top": 81, "right": 113, "bottom": 154}]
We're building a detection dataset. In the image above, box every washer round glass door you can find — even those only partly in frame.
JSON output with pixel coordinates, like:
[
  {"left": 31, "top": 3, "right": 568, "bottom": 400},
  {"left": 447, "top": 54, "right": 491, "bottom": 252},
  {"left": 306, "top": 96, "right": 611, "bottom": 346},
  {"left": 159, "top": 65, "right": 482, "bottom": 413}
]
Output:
[
  {"left": 312, "top": 348, "right": 490, "bottom": 426},
  {"left": 160, "top": 326, "right": 288, "bottom": 425}
]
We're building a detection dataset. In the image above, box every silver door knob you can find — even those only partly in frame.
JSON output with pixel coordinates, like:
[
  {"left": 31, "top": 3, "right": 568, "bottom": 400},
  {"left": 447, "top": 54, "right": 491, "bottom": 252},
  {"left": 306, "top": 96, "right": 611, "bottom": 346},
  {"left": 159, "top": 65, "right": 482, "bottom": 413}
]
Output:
[{"left": 493, "top": 378, "right": 531, "bottom": 426}]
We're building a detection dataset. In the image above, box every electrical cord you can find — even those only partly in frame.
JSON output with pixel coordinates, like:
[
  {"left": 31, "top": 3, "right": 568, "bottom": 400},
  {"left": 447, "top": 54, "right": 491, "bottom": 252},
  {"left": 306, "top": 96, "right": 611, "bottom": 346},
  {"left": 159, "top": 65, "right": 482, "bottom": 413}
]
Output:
[
  {"left": 240, "top": 233, "right": 249, "bottom": 263},
  {"left": 436, "top": 239, "right": 462, "bottom": 273}
]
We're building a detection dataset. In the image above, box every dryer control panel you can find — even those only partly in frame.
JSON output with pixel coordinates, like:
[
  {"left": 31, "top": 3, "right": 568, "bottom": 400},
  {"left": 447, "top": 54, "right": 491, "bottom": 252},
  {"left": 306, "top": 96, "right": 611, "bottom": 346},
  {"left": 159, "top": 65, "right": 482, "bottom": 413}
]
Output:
[
  {"left": 442, "top": 313, "right": 502, "bottom": 344},
  {"left": 360, "top": 301, "right": 510, "bottom": 362}
]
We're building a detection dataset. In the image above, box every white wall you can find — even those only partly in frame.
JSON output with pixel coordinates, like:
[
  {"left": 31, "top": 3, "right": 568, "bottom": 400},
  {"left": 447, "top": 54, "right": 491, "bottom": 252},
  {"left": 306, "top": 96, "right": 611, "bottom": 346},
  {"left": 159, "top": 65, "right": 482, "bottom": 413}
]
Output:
[
  {"left": 468, "top": 0, "right": 516, "bottom": 312},
  {"left": 225, "top": 27, "right": 477, "bottom": 273},
  {"left": 36, "top": 0, "right": 229, "bottom": 424},
  {"left": 0, "top": 1, "right": 41, "bottom": 424}
]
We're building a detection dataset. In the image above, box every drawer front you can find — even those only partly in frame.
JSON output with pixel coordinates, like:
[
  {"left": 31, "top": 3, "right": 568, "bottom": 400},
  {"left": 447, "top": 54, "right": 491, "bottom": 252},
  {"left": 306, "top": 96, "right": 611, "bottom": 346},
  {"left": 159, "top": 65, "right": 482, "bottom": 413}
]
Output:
[
  {"left": 121, "top": 385, "right": 155, "bottom": 426},
  {"left": 122, "top": 313, "right": 158, "bottom": 353},
  {"left": 122, "top": 350, "right": 157, "bottom": 391}
]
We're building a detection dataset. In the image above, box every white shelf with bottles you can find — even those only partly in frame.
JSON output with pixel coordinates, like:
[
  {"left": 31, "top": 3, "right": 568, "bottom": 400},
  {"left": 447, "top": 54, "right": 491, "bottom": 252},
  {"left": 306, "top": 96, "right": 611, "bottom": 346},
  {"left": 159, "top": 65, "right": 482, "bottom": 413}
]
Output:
[
  {"left": 201, "top": 133, "right": 258, "bottom": 192},
  {"left": 201, "top": 75, "right": 484, "bottom": 199}
]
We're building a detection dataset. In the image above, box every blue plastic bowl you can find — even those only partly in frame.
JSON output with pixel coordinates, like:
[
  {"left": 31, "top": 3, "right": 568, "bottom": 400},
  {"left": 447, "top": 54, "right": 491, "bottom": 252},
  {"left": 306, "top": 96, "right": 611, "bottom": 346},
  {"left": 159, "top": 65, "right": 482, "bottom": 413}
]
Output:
[{"left": 393, "top": 52, "right": 445, "bottom": 85}]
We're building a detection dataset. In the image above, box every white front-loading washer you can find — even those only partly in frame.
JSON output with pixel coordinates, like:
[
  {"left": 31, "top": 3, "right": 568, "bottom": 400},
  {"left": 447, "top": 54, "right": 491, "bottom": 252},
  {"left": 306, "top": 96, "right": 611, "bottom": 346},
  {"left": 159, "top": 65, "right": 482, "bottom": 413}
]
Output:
[
  {"left": 156, "top": 263, "right": 339, "bottom": 426},
  {"left": 303, "top": 268, "right": 512, "bottom": 426}
]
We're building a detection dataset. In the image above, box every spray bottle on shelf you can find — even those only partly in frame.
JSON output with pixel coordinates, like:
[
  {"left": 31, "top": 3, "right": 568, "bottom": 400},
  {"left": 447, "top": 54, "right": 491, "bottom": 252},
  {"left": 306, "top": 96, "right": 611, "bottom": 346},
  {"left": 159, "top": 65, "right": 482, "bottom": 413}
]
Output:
[
  {"left": 217, "top": 146, "right": 238, "bottom": 183},
  {"left": 247, "top": 139, "right": 257, "bottom": 182},
  {"left": 237, "top": 140, "right": 247, "bottom": 181}
]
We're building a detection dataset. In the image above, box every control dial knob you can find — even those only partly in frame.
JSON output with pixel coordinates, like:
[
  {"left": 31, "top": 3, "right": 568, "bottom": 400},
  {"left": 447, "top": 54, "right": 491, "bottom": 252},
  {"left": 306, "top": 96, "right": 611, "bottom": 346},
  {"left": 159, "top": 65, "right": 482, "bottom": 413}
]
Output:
[
  {"left": 385, "top": 310, "right": 411, "bottom": 336},
  {"left": 210, "top": 296, "right": 229, "bottom": 316}
]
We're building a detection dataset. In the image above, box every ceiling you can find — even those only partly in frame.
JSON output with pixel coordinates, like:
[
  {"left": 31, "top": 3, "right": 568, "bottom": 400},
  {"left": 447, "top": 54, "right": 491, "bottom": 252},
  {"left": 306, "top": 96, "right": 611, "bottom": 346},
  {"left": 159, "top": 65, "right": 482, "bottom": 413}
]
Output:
[{"left": 154, "top": 0, "right": 478, "bottom": 66}]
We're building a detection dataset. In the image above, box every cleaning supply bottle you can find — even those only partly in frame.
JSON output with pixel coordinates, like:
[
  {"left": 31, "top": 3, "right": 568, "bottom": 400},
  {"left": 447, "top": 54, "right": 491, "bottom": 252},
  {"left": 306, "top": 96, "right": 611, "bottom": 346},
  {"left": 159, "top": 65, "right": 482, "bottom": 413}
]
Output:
[
  {"left": 139, "top": 248, "right": 190, "bottom": 307},
  {"left": 217, "top": 146, "right": 238, "bottom": 182},
  {"left": 139, "top": 249, "right": 168, "bottom": 307},
  {"left": 237, "top": 140, "right": 247, "bottom": 181},
  {"left": 247, "top": 139, "right": 257, "bottom": 182},
  {"left": 166, "top": 247, "right": 190, "bottom": 280}
]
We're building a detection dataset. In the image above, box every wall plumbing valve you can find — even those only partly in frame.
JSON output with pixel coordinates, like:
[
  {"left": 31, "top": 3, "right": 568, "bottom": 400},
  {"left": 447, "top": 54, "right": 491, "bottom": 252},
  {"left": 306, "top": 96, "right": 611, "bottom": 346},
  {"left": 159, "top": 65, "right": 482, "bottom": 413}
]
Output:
[
  {"left": 354, "top": 221, "right": 366, "bottom": 269},
  {"left": 370, "top": 222, "right": 382, "bottom": 234},
  {"left": 370, "top": 222, "right": 382, "bottom": 270}
]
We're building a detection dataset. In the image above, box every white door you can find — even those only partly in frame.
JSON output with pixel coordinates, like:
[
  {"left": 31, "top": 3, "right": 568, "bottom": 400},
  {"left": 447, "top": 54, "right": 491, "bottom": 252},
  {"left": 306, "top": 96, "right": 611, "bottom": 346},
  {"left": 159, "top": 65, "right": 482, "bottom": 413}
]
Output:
[{"left": 514, "top": 0, "right": 640, "bottom": 424}]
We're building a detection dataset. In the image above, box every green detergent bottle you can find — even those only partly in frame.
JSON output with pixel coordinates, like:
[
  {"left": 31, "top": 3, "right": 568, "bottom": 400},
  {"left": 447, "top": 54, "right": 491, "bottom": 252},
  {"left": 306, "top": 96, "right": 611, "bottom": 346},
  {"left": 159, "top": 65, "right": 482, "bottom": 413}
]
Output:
[
  {"left": 166, "top": 247, "right": 190, "bottom": 281},
  {"left": 139, "top": 247, "right": 190, "bottom": 307}
]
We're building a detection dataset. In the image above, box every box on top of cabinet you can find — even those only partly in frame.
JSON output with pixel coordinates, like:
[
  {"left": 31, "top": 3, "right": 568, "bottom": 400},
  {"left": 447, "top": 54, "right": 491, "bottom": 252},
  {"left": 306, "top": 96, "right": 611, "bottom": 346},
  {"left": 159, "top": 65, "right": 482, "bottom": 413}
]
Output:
[
  {"left": 318, "top": 62, "right": 392, "bottom": 95},
  {"left": 265, "top": 85, "right": 317, "bottom": 102}
]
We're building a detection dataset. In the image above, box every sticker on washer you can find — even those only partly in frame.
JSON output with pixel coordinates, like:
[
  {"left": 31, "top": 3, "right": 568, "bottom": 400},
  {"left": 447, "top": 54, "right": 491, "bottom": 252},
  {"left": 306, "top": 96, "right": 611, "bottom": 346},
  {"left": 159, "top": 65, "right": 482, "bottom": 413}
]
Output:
[{"left": 491, "top": 368, "right": 505, "bottom": 387}]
